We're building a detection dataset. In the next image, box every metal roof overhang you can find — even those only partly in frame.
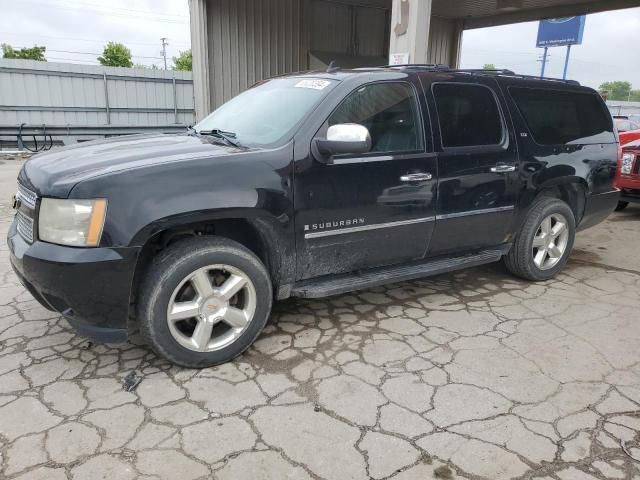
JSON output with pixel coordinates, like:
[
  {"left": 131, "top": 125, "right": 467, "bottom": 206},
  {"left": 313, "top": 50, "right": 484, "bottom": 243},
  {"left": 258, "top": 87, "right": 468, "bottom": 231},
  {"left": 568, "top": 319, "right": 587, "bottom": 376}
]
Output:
[{"left": 430, "top": 0, "right": 640, "bottom": 29}]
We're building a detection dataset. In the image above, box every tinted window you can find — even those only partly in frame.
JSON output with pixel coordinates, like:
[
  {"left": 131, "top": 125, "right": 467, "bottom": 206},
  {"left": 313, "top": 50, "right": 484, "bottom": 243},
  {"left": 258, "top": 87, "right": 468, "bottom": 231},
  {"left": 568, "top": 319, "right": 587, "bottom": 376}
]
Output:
[
  {"left": 329, "top": 82, "right": 424, "bottom": 153},
  {"left": 433, "top": 83, "right": 504, "bottom": 148},
  {"left": 510, "top": 88, "right": 614, "bottom": 145},
  {"left": 196, "top": 77, "right": 336, "bottom": 147}
]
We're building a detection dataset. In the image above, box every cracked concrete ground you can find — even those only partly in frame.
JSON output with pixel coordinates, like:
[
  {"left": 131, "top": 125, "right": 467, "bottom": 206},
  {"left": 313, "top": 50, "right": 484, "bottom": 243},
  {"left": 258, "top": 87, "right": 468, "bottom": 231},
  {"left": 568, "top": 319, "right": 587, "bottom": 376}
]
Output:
[{"left": 0, "top": 158, "right": 638, "bottom": 480}]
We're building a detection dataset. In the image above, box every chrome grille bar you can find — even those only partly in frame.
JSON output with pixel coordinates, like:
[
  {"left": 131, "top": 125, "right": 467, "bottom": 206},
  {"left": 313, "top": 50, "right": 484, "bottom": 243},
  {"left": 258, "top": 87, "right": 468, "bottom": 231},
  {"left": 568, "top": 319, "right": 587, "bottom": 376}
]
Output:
[
  {"left": 15, "top": 183, "right": 38, "bottom": 243},
  {"left": 16, "top": 210, "right": 34, "bottom": 243},
  {"left": 16, "top": 183, "right": 37, "bottom": 210}
]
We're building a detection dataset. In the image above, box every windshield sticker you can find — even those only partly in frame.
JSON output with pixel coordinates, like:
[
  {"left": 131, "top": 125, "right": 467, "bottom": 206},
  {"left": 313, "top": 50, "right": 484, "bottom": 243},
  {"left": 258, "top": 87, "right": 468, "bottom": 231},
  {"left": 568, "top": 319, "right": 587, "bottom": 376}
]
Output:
[{"left": 295, "top": 79, "right": 331, "bottom": 90}]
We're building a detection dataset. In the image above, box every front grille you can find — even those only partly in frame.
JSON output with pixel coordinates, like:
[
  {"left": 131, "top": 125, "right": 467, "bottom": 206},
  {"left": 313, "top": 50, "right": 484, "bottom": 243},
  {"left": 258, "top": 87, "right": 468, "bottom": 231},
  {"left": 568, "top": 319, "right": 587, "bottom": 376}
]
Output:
[
  {"left": 633, "top": 156, "right": 640, "bottom": 175},
  {"left": 16, "top": 184, "right": 37, "bottom": 210},
  {"left": 15, "top": 183, "right": 38, "bottom": 243},
  {"left": 16, "top": 210, "right": 34, "bottom": 243}
]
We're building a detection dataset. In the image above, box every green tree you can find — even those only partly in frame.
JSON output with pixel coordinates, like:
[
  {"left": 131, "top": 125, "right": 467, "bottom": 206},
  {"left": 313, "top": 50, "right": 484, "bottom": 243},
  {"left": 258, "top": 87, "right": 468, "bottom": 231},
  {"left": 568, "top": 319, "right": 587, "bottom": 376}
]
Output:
[
  {"left": 482, "top": 63, "right": 497, "bottom": 70},
  {"left": 599, "top": 81, "right": 632, "bottom": 101},
  {"left": 2, "top": 44, "right": 46, "bottom": 61},
  {"left": 133, "top": 63, "right": 159, "bottom": 70},
  {"left": 97, "top": 42, "right": 133, "bottom": 68},
  {"left": 172, "top": 49, "right": 192, "bottom": 71},
  {"left": 629, "top": 90, "right": 640, "bottom": 102}
]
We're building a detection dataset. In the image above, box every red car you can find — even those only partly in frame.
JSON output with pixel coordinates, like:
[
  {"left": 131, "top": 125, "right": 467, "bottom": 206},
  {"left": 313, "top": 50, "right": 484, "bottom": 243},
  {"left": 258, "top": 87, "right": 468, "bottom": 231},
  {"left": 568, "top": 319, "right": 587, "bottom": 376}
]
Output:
[
  {"left": 615, "top": 139, "right": 640, "bottom": 211},
  {"left": 615, "top": 118, "right": 640, "bottom": 145}
]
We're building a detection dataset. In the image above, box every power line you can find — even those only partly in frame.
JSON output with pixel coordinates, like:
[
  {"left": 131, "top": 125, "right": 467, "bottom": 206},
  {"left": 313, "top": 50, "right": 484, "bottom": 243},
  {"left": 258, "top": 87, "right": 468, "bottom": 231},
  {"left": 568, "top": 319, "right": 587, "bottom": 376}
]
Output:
[
  {"left": 47, "top": 57, "right": 99, "bottom": 64},
  {"left": 40, "top": 0, "right": 188, "bottom": 18},
  {"left": 15, "top": 0, "right": 189, "bottom": 24},
  {"left": 0, "top": 31, "right": 190, "bottom": 48},
  {"left": 12, "top": 47, "right": 165, "bottom": 60},
  {"left": 463, "top": 47, "right": 640, "bottom": 75}
]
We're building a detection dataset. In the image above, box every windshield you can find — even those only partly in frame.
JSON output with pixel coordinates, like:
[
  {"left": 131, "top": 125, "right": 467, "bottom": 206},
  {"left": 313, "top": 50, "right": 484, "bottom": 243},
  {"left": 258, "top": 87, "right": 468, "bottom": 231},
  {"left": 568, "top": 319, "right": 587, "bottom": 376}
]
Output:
[{"left": 194, "top": 77, "right": 337, "bottom": 147}]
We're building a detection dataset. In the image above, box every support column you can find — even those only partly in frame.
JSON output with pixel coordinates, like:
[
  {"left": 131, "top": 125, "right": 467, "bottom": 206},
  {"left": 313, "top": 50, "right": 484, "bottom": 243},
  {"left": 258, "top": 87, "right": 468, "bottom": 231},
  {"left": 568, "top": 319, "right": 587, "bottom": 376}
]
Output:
[
  {"left": 189, "top": 0, "right": 211, "bottom": 122},
  {"left": 448, "top": 20, "right": 464, "bottom": 68},
  {"left": 389, "top": 0, "right": 433, "bottom": 65}
]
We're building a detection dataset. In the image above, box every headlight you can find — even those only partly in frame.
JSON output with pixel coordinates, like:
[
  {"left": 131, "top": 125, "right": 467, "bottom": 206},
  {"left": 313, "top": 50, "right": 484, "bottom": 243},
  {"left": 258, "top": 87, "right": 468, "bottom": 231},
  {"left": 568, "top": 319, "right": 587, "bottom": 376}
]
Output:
[
  {"left": 38, "top": 198, "right": 107, "bottom": 247},
  {"left": 621, "top": 153, "right": 635, "bottom": 175}
]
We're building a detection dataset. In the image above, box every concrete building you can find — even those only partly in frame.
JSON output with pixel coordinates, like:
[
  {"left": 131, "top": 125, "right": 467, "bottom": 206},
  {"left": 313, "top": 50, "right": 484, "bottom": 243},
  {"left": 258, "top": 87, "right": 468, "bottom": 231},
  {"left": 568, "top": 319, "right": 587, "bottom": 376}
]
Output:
[{"left": 189, "top": 0, "right": 639, "bottom": 120}]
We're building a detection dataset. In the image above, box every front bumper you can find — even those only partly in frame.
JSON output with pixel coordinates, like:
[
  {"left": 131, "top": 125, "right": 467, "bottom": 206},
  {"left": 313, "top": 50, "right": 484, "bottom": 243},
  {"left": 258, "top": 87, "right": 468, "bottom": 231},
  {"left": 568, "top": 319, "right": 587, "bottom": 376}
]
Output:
[
  {"left": 616, "top": 176, "right": 640, "bottom": 204},
  {"left": 8, "top": 219, "right": 140, "bottom": 343},
  {"left": 577, "top": 190, "right": 620, "bottom": 231},
  {"left": 620, "top": 189, "right": 640, "bottom": 204}
]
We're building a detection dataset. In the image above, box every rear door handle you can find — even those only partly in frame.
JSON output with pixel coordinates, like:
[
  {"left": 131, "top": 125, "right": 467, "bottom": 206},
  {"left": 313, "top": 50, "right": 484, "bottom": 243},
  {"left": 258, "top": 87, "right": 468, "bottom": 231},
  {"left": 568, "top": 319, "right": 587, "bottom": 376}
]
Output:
[
  {"left": 491, "top": 164, "right": 517, "bottom": 173},
  {"left": 400, "top": 172, "right": 433, "bottom": 182}
]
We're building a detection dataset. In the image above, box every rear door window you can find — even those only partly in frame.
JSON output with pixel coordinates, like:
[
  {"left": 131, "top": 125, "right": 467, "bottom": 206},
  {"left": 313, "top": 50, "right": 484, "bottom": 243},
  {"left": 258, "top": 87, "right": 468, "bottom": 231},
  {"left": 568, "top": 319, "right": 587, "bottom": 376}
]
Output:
[
  {"left": 433, "top": 83, "right": 504, "bottom": 148},
  {"left": 510, "top": 87, "right": 614, "bottom": 145}
]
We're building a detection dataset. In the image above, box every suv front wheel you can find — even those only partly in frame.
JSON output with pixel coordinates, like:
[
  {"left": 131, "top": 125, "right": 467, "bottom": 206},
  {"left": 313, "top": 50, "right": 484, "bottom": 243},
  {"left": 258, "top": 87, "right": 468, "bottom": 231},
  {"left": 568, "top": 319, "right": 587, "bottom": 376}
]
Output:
[
  {"left": 504, "top": 197, "right": 576, "bottom": 281},
  {"left": 138, "top": 237, "right": 272, "bottom": 368}
]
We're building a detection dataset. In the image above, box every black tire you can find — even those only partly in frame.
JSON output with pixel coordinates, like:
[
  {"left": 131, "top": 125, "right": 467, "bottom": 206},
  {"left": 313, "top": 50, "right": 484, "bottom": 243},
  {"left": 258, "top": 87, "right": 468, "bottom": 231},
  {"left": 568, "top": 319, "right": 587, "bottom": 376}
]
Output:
[
  {"left": 138, "top": 236, "right": 272, "bottom": 368},
  {"left": 615, "top": 201, "right": 629, "bottom": 212},
  {"left": 503, "top": 197, "right": 576, "bottom": 282}
]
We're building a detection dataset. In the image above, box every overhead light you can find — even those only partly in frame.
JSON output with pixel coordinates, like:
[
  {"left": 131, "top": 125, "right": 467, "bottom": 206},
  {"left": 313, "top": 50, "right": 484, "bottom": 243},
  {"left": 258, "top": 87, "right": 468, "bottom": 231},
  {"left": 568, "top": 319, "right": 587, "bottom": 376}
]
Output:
[{"left": 497, "top": 0, "right": 523, "bottom": 11}]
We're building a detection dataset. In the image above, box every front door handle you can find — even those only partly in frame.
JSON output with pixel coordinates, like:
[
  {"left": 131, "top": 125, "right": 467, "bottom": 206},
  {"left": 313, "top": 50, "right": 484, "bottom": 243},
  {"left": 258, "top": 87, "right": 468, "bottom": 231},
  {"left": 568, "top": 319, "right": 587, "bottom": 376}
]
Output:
[
  {"left": 400, "top": 172, "right": 433, "bottom": 182},
  {"left": 491, "top": 164, "right": 517, "bottom": 173}
]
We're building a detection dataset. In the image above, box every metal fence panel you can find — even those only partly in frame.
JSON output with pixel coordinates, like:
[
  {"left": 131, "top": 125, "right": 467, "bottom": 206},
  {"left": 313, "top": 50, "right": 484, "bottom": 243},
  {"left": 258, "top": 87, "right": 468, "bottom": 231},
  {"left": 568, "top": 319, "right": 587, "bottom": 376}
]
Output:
[{"left": 0, "top": 58, "right": 195, "bottom": 129}]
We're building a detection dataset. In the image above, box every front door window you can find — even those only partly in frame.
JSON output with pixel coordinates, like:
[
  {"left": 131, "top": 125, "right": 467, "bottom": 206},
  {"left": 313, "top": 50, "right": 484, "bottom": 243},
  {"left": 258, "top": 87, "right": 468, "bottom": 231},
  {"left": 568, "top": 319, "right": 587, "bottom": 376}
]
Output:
[{"left": 329, "top": 82, "right": 424, "bottom": 154}]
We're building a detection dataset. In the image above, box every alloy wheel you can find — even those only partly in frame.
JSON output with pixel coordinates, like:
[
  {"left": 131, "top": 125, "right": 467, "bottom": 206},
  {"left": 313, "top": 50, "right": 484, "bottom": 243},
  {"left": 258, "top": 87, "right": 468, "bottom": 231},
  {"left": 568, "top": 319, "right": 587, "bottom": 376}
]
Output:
[
  {"left": 166, "top": 264, "right": 257, "bottom": 352},
  {"left": 532, "top": 213, "right": 570, "bottom": 270}
]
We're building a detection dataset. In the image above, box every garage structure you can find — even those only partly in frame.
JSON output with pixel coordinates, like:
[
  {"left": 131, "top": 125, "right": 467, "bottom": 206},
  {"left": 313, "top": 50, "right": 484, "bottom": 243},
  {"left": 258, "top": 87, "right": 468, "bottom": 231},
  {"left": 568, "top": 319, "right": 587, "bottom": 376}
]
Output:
[{"left": 189, "top": 0, "right": 640, "bottom": 120}]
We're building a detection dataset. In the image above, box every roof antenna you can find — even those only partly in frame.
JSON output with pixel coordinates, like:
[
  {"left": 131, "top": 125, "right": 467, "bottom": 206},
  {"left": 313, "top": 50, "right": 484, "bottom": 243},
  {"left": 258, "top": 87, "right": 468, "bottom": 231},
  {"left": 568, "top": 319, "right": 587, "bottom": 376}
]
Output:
[{"left": 326, "top": 60, "right": 339, "bottom": 73}]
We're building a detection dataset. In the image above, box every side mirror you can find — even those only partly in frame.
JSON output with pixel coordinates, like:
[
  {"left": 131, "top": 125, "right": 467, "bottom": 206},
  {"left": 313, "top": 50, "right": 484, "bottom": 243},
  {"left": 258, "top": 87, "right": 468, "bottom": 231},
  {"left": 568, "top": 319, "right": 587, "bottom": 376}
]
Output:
[{"left": 314, "top": 123, "right": 371, "bottom": 161}]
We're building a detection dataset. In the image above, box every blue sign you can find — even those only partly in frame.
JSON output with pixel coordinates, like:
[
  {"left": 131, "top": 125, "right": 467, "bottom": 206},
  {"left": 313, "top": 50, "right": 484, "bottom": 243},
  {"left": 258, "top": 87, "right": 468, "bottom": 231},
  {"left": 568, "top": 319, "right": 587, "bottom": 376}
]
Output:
[{"left": 536, "top": 16, "right": 586, "bottom": 47}]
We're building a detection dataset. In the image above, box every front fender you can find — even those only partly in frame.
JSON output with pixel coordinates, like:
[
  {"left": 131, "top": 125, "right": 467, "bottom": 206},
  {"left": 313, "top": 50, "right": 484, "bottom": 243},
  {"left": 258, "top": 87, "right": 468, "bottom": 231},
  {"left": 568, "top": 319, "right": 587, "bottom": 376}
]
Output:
[
  {"left": 131, "top": 208, "right": 296, "bottom": 287},
  {"left": 69, "top": 145, "right": 294, "bottom": 248}
]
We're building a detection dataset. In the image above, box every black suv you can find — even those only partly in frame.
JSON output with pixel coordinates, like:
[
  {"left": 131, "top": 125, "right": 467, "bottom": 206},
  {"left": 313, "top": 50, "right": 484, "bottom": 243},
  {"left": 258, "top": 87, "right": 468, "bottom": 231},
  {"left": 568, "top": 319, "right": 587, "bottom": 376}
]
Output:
[{"left": 9, "top": 66, "right": 619, "bottom": 367}]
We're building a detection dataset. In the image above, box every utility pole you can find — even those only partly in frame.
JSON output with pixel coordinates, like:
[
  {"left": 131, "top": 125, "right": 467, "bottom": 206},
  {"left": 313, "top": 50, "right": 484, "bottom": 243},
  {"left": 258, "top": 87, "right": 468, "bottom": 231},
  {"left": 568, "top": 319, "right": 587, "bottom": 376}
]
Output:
[
  {"left": 562, "top": 45, "right": 572, "bottom": 80},
  {"left": 160, "top": 37, "right": 168, "bottom": 70},
  {"left": 539, "top": 47, "right": 549, "bottom": 79}
]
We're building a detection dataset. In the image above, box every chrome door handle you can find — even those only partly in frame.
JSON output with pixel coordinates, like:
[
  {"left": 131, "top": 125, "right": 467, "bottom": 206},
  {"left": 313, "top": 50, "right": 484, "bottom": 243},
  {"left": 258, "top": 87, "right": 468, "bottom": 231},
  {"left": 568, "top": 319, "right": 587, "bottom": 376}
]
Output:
[
  {"left": 400, "top": 172, "right": 433, "bottom": 182},
  {"left": 491, "top": 165, "right": 516, "bottom": 173}
]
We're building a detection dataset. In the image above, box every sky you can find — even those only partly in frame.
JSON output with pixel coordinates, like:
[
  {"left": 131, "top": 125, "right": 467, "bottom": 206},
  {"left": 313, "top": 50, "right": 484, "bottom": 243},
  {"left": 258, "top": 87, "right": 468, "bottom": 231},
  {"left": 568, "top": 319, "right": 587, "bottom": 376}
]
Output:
[
  {"left": 0, "top": 0, "right": 191, "bottom": 68},
  {"left": 0, "top": 0, "right": 639, "bottom": 90},
  {"left": 461, "top": 7, "right": 640, "bottom": 90}
]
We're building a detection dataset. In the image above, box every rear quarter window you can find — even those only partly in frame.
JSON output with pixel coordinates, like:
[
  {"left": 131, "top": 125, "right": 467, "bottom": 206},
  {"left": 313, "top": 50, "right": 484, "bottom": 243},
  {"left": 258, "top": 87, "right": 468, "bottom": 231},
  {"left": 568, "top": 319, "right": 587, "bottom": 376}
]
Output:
[{"left": 509, "top": 87, "right": 614, "bottom": 145}]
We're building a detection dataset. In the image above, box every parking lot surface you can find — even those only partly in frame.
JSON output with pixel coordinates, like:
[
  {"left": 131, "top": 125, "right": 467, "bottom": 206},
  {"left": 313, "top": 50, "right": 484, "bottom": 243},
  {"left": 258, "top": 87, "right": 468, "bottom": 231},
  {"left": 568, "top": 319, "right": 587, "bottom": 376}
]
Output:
[{"left": 0, "top": 159, "right": 638, "bottom": 480}]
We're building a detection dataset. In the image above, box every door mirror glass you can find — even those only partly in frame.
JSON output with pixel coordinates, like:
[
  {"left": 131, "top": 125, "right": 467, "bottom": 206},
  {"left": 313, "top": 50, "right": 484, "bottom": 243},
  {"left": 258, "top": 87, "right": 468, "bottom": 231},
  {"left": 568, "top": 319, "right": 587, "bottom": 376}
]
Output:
[{"left": 315, "top": 123, "right": 372, "bottom": 159}]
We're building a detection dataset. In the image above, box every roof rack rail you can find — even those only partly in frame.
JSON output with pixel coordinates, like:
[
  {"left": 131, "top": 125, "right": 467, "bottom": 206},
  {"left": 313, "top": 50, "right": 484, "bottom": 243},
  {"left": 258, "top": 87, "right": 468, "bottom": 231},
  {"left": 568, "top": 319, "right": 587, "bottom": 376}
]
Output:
[
  {"left": 445, "top": 68, "right": 580, "bottom": 85},
  {"left": 380, "top": 64, "right": 450, "bottom": 70},
  {"left": 378, "top": 64, "right": 580, "bottom": 85},
  {"left": 455, "top": 68, "right": 516, "bottom": 75}
]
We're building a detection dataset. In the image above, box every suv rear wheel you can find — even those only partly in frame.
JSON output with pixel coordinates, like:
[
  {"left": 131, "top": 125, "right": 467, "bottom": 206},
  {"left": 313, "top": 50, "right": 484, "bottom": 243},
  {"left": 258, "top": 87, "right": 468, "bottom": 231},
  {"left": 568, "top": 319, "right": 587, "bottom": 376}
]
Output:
[
  {"left": 138, "top": 237, "right": 272, "bottom": 368},
  {"left": 504, "top": 197, "right": 576, "bottom": 281}
]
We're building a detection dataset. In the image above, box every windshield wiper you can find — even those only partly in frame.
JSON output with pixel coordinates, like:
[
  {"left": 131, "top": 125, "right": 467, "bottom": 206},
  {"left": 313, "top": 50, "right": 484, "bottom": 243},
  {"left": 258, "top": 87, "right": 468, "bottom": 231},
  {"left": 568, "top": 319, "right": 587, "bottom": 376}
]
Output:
[{"left": 196, "top": 128, "right": 243, "bottom": 148}]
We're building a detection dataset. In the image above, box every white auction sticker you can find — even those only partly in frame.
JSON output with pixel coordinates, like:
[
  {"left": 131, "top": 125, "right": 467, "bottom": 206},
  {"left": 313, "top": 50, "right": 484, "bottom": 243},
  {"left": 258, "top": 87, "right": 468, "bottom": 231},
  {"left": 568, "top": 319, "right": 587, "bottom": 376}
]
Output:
[{"left": 294, "top": 79, "right": 331, "bottom": 90}]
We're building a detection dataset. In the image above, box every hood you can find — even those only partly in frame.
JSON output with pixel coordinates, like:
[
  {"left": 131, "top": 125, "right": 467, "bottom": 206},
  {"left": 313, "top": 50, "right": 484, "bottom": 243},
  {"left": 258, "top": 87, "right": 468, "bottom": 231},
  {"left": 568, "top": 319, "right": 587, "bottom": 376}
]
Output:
[{"left": 19, "top": 132, "right": 242, "bottom": 197}]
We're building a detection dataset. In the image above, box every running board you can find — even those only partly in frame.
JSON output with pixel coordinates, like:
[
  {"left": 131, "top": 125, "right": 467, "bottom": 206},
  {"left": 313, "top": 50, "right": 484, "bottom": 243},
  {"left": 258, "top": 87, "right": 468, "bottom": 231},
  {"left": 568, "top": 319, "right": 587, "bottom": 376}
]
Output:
[{"left": 291, "top": 249, "right": 505, "bottom": 299}]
